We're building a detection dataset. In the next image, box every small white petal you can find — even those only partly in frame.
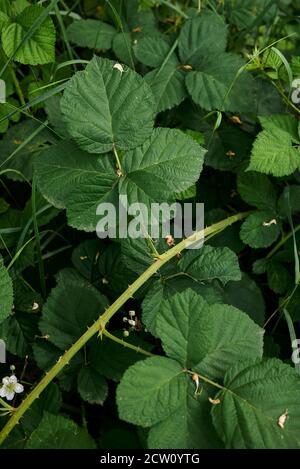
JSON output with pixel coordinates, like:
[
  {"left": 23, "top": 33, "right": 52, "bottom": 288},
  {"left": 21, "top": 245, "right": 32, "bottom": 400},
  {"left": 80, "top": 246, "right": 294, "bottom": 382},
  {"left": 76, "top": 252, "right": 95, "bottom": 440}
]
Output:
[
  {"left": 0, "top": 387, "right": 6, "bottom": 397},
  {"left": 5, "top": 391, "right": 15, "bottom": 401},
  {"left": 14, "top": 383, "right": 24, "bottom": 394},
  {"left": 2, "top": 377, "right": 9, "bottom": 385},
  {"left": 113, "top": 63, "right": 124, "bottom": 73},
  {"left": 9, "top": 375, "right": 17, "bottom": 384}
]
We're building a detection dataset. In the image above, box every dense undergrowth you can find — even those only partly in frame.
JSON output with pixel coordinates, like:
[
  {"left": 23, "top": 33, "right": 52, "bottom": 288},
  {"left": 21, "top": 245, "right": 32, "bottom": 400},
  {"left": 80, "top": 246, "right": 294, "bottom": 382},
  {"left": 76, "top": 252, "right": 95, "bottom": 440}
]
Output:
[{"left": 0, "top": 0, "right": 300, "bottom": 449}]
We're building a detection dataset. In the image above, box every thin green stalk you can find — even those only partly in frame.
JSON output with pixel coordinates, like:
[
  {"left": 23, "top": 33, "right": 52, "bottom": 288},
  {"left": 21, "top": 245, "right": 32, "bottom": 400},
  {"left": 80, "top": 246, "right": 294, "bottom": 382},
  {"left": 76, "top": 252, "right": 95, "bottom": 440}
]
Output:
[
  {"left": 283, "top": 308, "right": 300, "bottom": 375},
  {"left": 266, "top": 223, "right": 300, "bottom": 259},
  {"left": 54, "top": 5, "right": 76, "bottom": 70},
  {"left": 102, "top": 330, "right": 154, "bottom": 357},
  {"left": 271, "top": 80, "right": 300, "bottom": 115},
  {"left": 32, "top": 177, "right": 47, "bottom": 299},
  {"left": 0, "top": 211, "right": 249, "bottom": 445},
  {"left": 9, "top": 65, "right": 26, "bottom": 107},
  {"left": 106, "top": 0, "right": 135, "bottom": 70},
  {"left": 160, "top": 0, "right": 188, "bottom": 19},
  {"left": 112, "top": 144, "right": 123, "bottom": 174}
]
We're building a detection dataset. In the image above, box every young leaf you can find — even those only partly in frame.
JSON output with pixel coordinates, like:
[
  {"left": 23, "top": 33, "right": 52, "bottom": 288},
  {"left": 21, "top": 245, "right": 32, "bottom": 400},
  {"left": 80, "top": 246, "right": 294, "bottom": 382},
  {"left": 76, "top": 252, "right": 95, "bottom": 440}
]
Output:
[
  {"left": 248, "top": 115, "right": 300, "bottom": 177},
  {"left": 2, "top": 5, "right": 56, "bottom": 65},
  {"left": 60, "top": 56, "right": 156, "bottom": 154},
  {"left": 211, "top": 359, "right": 300, "bottom": 448}
]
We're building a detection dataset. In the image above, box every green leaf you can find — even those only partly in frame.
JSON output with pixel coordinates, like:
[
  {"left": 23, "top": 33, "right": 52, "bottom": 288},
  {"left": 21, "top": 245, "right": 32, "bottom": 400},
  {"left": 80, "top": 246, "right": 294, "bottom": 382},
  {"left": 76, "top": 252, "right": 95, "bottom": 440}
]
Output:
[
  {"left": 186, "top": 53, "right": 255, "bottom": 112},
  {"left": 112, "top": 32, "right": 134, "bottom": 67},
  {"left": 0, "top": 198, "right": 9, "bottom": 213},
  {"left": 278, "top": 185, "right": 300, "bottom": 216},
  {"left": 117, "top": 356, "right": 186, "bottom": 427},
  {"left": 60, "top": 56, "right": 156, "bottom": 154},
  {"left": 89, "top": 332, "right": 151, "bottom": 382},
  {"left": 34, "top": 140, "right": 118, "bottom": 232},
  {"left": 67, "top": 19, "right": 116, "bottom": 50},
  {"left": 144, "top": 64, "right": 187, "bottom": 113},
  {"left": 134, "top": 35, "right": 177, "bottom": 68},
  {"left": 178, "top": 11, "right": 227, "bottom": 68},
  {"left": 0, "top": 120, "right": 56, "bottom": 182},
  {"left": 119, "top": 127, "right": 205, "bottom": 211},
  {"left": 0, "top": 312, "right": 39, "bottom": 358},
  {"left": 39, "top": 272, "right": 109, "bottom": 349},
  {"left": 240, "top": 211, "right": 281, "bottom": 248},
  {"left": 261, "top": 259, "right": 292, "bottom": 294},
  {"left": 2, "top": 5, "right": 56, "bottom": 65},
  {"left": 178, "top": 245, "right": 241, "bottom": 286},
  {"left": 0, "top": 254, "right": 13, "bottom": 323},
  {"left": 148, "top": 384, "right": 223, "bottom": 449},
  {"left": 72, "top": 239, "right": 102, "bottom": 281},
  {"left": 36, "top": 129, "right": 204, "bottom": 232},
  {"left": 97, "top": 244, "right": 137, "bottom": 299},
  {"left": 268, "top": 262, "right": 291, "bottom": 294},
  {"left": 237, "top": 172, "right": 277, "bottom": 211},
  {"left": 25, "top": 413, "right": 96, "bottom": 449},
  {"left": 21, "top": 383, "right": 62, "bottom": 434},
  {"left": 223, "top": 273, "right": 265, "bottom": 326},
  {"left": 155, "top": 290, "right": 263, "bottom": 379},
  {"left": 77, "top": 365, "right": 108, "bottom": 405},
  {"left": 248, "top": 115, "right": 300, "bottom": 177},
  {"left": 211, "top": 359, "right": 300, "bottom": 448},
  {"left": 204, "top": 122, "right": 252, "bottom": 173},
  {"left": 142, "top": 277, "right": 223, "bottom": 335}
]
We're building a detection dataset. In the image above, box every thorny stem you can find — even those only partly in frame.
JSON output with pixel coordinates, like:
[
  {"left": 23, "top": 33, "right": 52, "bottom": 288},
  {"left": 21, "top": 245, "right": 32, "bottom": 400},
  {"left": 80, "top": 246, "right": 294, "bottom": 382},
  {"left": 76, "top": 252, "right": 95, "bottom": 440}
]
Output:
[{"left": 0, "top": 211, "right": 249, "bottom": 446}]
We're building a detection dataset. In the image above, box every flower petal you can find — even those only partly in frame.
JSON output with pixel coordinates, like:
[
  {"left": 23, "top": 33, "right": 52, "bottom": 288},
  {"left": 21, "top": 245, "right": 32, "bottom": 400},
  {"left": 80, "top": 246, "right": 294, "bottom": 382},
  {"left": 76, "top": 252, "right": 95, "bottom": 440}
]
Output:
[
  {"left": 0, "top": 387, "right": 6, "bottom": 397},
  {"left": 5, "top": 391, "right": 15, "bottom": 401},
  {"left": 14, "top": 383, "right": 24, "bottom": 394},
  {"left": 2, "top": 377, "right": 9, "bottom": 385},
  {"left": 9, "top": 375, "right": 17, "bottom": 384}
]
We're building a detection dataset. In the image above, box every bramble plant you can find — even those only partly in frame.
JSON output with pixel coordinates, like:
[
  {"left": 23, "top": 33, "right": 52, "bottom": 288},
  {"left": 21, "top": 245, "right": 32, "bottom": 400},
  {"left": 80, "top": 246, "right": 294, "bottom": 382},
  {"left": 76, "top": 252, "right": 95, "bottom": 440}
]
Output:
[{"left": 0, "top": 0, "right": 300, "bottom": 451}]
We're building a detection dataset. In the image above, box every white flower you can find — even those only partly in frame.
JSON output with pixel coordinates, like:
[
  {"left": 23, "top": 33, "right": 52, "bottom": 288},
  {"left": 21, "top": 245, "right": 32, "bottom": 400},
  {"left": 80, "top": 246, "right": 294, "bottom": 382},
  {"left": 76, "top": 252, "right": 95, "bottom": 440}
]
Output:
[{"left": 0, "top": 375, "right": 24, "bottom": 401}]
